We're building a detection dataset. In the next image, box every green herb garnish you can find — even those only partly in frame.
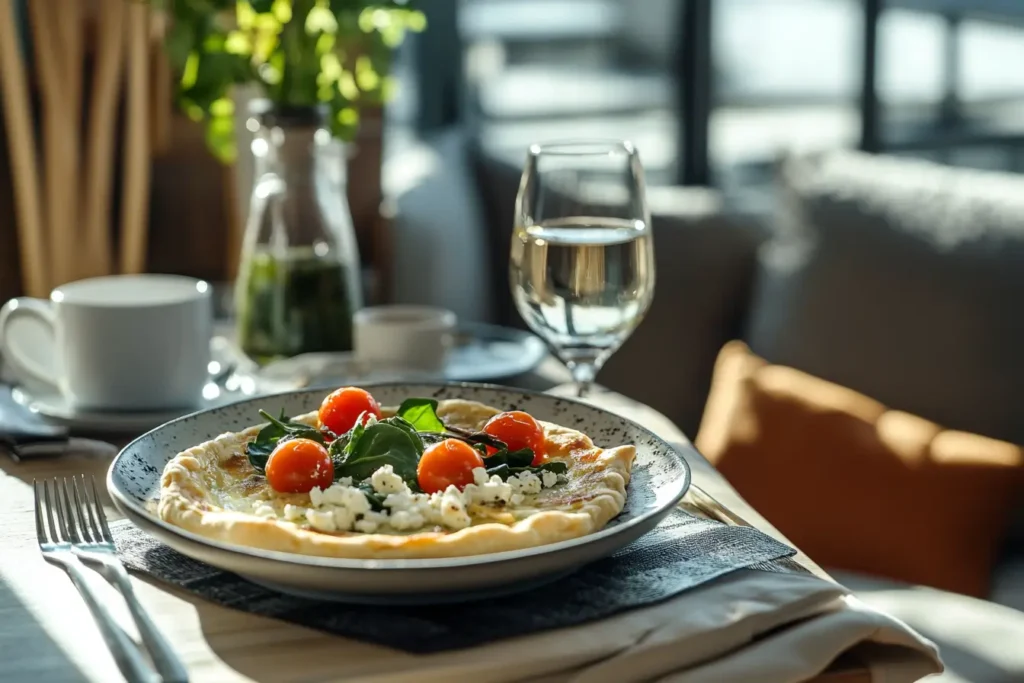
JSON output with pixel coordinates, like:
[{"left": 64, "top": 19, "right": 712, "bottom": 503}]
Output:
[
  {"left": 330, "top": 420, "right": 422, "bottom": 490},
  {"left": 396, "top": 398, "right": 447, "bottom": 433},
  {"left": 481, "top": 447, "right": 568, "bottom": 481},
  {"left": 245, "top": 409, "right": 331, "bottom": 472}
]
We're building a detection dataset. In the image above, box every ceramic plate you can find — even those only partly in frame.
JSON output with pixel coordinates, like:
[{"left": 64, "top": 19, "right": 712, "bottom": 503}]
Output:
[{"left": 107, "top": 383, "right": 690, "bottom": 604}]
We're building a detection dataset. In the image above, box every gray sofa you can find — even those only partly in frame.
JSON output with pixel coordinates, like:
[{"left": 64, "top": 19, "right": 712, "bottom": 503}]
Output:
[{"left": 391, "top": 135, "right": 1024, "bottom": 681}]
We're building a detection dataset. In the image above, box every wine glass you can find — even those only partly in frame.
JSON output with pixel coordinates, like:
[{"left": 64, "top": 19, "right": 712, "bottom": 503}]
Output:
[{"left": 510, "top": 140, "right": 655, "bottom": 397}]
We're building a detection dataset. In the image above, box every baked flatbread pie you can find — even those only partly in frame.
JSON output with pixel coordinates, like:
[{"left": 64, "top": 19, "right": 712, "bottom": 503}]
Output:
[{"left": 158, "top": 386, "right": 635, "bottom": 559}]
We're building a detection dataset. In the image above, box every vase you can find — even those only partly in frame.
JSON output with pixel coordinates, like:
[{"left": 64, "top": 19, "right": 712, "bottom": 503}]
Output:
[{"left": 234, "top": 103, "right": 363, "bottom": 363}]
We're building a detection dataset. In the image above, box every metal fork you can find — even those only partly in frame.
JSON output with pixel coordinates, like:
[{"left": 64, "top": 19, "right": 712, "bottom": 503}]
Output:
[
  {"left": 65, "top": 475, "right": 190, "bottom": 683},
  {"left": 34, "top": 479, "right": 159, "bottom": 683}
]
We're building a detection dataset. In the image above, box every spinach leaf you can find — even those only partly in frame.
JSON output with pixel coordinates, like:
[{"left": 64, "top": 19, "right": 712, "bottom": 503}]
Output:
[
  {"left": 357, "top": 481, "right": 387, "bottom": 512},
  {"left": 480, "top": 447, "right": 569, "bottom": 481},
  {"left": 380, "top": 416, "right": 425, "bottom": 453},
  {"left": 396, "top": 398, "right": 446, "bottom": 433},
  {"left": 444, "top": 424, "right": 507, "bottom": 451},
  {"left": 483, "top": 448, "right": 535, "bottom": 469},
  {"left": 485, "top": 460, "right": 569, "bottom": 481},
  {"left": 245, "top": 409, "right": 326, "bottom": 472},
  {"left": 334, "top": 422, "right": 421, "bottom": 488},
  {"left": 328, "top": 418, "right": 366, "bottom": 460}
]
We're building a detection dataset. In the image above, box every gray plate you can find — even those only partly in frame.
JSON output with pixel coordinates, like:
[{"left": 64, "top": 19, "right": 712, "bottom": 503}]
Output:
[{"left": 107, "top": 383, "right": 691, "bottom": 604}]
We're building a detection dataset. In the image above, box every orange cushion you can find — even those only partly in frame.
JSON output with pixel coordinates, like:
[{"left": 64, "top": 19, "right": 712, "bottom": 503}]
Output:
[{"left": 695, "top": 341, "right": 1024, "bottom": 597}]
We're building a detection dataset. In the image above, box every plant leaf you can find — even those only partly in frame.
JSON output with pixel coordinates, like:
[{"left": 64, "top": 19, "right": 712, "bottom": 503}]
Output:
[
  {"left": 356, "top": 481, "right": 387, "bottom": 512},
  {"left": 483, "top": 448, "right": 535, "bottom": 469},
  {"left": 334, "top": 422, "right": 421, "bottom": 488},
  {"left": 396, "top": 398, "right": 446, "bottom": 433},
  {"left": 380, "top": 415, "right": 425, "bottom": 453},
  {"left": 245, "top": 408, "right": 326, "bottom": 472},
  {"left": 485, "top": 459, "right": 568, "bottom": 482}
]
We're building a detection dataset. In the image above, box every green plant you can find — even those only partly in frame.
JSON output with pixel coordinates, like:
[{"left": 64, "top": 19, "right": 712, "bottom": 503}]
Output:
[{"left": 148, "top": 0, "right": 425, "bottom": 161}]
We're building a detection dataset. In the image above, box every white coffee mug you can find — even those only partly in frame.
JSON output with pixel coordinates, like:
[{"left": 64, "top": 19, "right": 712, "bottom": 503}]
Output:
[
  {"left": 0, "top": 274, "right": 213, "bottom": 411},
  {"left": 353, "top": 305, "right": 457, "bottom": 375}
]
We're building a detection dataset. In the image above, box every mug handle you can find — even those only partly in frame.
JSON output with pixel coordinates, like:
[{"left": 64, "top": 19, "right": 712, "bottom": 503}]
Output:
[{"left": 0, "top": 298, "right": 60, "bottom": 390}]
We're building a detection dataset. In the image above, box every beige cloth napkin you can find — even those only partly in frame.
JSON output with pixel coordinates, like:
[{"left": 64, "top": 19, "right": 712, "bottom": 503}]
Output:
[{"left": 331, "top": 570, "right": 942, "bottom": 683}]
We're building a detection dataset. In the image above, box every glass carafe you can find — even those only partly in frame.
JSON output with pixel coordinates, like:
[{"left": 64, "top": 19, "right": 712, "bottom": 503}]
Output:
[{"left": 234, "top": 104, "right": 363, "bottom": 363}]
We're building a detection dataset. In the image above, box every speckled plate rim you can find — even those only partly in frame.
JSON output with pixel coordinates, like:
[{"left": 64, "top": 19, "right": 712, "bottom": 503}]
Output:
[{"left": 107, "top": 381, "right": 691, "bottom": 571}]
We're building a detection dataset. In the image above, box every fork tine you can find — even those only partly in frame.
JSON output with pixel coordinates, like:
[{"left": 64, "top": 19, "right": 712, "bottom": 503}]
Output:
[
  {"left": 33, "top": 480, "right": 47, "bottom": 544},
  {"left": 42, "top": 479, "right": 59, "bottom": 541},
  {"left": 78, "top": 475, "right": 101, "bottom": 543},
  {"left": 90, "top": 475, "right": 114, "bottom": 543},
  {"left": 70, "top": 476, "right": 93, "bottom": 543},
  {"left": 59, "top": 477, "right": 82, "bottom": 543},
  {"left": 52, "top": 478, "right": 72, "bottom": 542}
]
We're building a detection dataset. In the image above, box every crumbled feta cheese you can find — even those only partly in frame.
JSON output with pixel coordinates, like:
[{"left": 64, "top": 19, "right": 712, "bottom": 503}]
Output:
[
  {"left": 354, "top": 510, "right": 388, "bottom": 534},
  {"left": 472, "top": 467, "right": 489, "bottom": 486},
  {"left": 464, "top": 476, "right": 512, "bottom": 505},
  {"left": 510, "top": 493, "right": 525, "bottom": 506},
  {"left": 509, "top": 471, "right": 542, "bottom": 495},
  {"left": 253, "top": 503, "right": 277, "bottom": 518},
  {"left": 438, "top": 485, "right": 471, "bottom": 530},
  {"left": 305, "top": 483, "right": 375, "bottom": 531},
  {"left": 385, "top": 491, "right": 438, "bottom": 525},
  {"left": 283, "top": 504, "right": 307, "bottom": 522},
  {"left": 541, "top": 470, "right": 559, "bottom": 489},
  {"left": 332, "top": 506, "right": 356, "bottom": 531},
  {"left": 339, "top": 486, "right": 372, "bottom": 515},
  {"left": 336, "top": 477, "right": 353, "bottom": 487},
  {"left": 370, "top": 464, "right": 407, "bottom": 495},
  {"left": 389, "top": 509, "right": 427, "bottom": 531},
  {"left": 306, "top": 508, "right": 337, "bottom": 532},
  {"left": 309, "top": 486, "right": 324, "bottom": 508}
]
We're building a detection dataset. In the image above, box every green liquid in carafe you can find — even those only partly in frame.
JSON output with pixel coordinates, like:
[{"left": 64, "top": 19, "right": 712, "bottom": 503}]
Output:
[{"left": 235, "top": 246, "right": 356, "bottom": 363}]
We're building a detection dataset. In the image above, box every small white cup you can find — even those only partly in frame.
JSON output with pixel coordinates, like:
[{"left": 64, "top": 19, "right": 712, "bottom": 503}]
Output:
[
  {"left": 353, "top": 305, "right": 457, "bottom": 376},
  {"left": 0, "top": 274, "right": 213, "bottom": 411}
]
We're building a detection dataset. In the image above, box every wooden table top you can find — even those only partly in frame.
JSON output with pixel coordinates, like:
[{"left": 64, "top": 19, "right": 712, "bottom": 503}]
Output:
[{"left": 0, "top": 383, "right": 843, "bottom": 683}]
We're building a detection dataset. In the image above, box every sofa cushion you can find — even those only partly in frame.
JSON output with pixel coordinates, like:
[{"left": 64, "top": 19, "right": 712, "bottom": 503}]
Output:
[
  {"left": 745, "top": 150, "right": 1024, "bottom": 447},
  {"left": 695, "top": 340, "right": 1024, "bottom": 598}
]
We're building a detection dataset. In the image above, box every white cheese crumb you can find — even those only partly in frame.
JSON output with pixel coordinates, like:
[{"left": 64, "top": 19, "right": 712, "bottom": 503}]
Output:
[
  {"left": 438, "top": 485, "right": 471, "bottom": 530},
  {"left": 370, "top": 464, "right": 407, "bottom": 495},
  {"left": 389, "top": 509, "right": 426, "bottom": 530},
  {"left": 541, "top": 470, "right": 559, "bottom": 489},
  {"left": 332, "top": 506, "right": 356, "bottom": 531},
  {"left": 465, "top": 477, "right": 512, "bottom": 505},
  {"left": 309, "top": 486, "right": 324, "bottom": 508},
  {"left": 283, "top": 504, "right": 307, "bottom": 522},
  {"left": 306, "top": 508, "right": 337, "bottom": 532},
  {"left": 354, "top": 510, "right": 388, "bottom": 534},
  {"left": 253, "top": 503, "right": 277, "bottom": 518},
  {"left": 472, "top": 467, "right": 489, "bottom": 485},
  {"left": 338, "top": 486, "right": 372, "bottom": 515},
  {"left": 510, "top": 493, "right": 525, "bottom": 506},
  {"left": 509, "top": 471, "right": 542, "bottom": 495},
  {"left": 336, "top": 477, "right": 353, "bottom": 487}
]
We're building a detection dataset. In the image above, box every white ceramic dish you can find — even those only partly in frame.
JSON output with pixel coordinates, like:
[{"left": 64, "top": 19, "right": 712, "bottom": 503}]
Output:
[
  {"left": 107, "top": 383, "right": 691, "bottom": 604},
  {"left": 10, "top": 383, "right": 245, "bottom": 434}
]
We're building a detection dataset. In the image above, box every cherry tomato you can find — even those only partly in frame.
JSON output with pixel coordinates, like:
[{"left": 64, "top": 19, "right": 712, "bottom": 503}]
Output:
[
  {"left": 318, "top": 386, "right": 381, "bottom": 435},
  {"left": 265, "top": 438, "right": 334, "bottom": 493},
  {"left": 417, "top": 439, "right": 485, "bottom": 494},
  {"left": 482, "top": 410, "right": 546, "bottom": 465}
]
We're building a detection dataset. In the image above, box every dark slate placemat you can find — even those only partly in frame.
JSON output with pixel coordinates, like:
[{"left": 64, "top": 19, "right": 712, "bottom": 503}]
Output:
[{"left": 111, "top": 509, "right": 797, "bottom": 653}]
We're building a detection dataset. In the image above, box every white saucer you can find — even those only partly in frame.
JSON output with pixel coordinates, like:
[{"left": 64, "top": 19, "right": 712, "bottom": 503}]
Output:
[
  {"left": 247, "top": 323, "right": 550, "bottom": 391},
  {"left": 9, "top": 385, "right": 247, "bottom": 434}
]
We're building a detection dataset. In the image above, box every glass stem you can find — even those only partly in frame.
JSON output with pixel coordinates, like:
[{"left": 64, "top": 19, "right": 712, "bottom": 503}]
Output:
[{"left": 568, "top": 362, "right": 597, "bottom": 398}]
